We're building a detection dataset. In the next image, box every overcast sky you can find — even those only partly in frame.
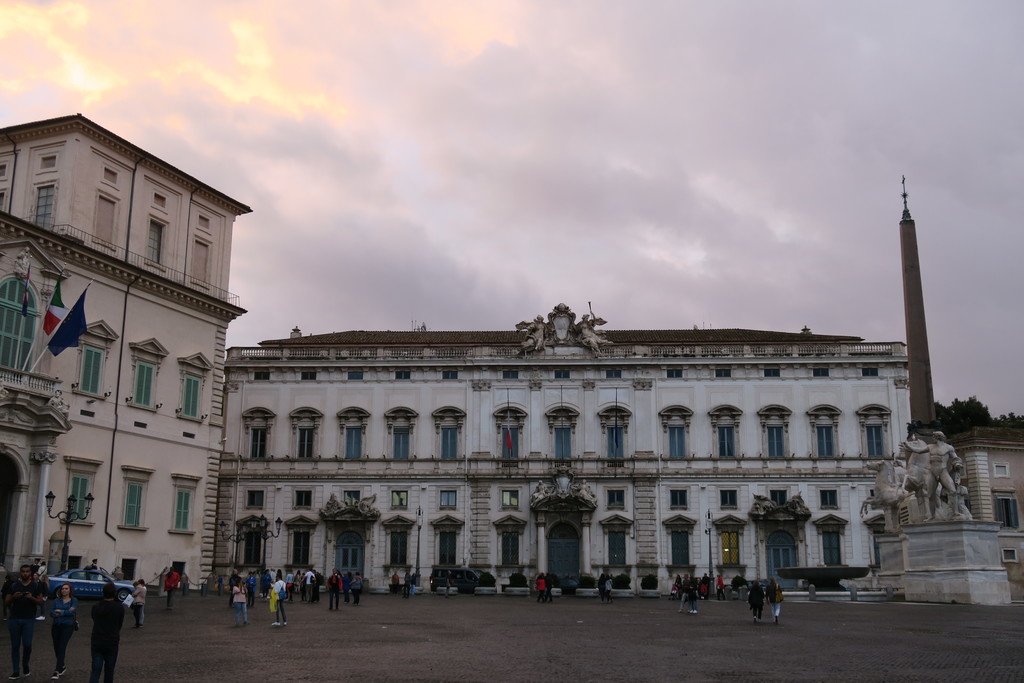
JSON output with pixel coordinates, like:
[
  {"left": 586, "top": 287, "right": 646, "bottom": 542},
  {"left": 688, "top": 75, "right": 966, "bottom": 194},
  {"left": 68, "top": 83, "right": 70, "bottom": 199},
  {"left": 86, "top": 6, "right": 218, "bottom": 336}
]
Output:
[{"left": 1, "top": 1, "right": 1021, "bottom": 415}]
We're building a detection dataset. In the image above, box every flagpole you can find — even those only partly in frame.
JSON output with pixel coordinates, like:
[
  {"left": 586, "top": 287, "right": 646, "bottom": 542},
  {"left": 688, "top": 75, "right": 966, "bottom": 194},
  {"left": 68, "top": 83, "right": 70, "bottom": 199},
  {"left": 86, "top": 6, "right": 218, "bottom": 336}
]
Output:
[{"left": 29, "top": 282, "right": 90, "bottom": 373}]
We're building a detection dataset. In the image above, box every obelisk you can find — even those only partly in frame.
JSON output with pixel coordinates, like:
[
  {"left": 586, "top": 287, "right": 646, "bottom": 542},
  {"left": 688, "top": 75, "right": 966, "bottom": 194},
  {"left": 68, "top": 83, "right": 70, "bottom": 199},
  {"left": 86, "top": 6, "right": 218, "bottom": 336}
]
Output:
[{"left": 899, "top": 178, "right": 935, "bottom": 423}]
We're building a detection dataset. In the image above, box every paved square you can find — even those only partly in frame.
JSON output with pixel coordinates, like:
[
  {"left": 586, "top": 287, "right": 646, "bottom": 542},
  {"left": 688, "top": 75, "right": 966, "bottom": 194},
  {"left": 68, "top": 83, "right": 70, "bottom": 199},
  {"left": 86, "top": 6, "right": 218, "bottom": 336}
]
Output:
[{"left": 5, "top": 592, "right": 1024, "bottom": 681}]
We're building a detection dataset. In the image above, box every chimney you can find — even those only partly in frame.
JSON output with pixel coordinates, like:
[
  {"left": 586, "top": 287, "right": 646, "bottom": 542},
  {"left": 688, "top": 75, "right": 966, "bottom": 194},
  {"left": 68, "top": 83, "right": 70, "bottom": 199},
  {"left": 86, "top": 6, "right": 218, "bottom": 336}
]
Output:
[{"left": 290, "top": 326, "right": 302, "bottom": 339}]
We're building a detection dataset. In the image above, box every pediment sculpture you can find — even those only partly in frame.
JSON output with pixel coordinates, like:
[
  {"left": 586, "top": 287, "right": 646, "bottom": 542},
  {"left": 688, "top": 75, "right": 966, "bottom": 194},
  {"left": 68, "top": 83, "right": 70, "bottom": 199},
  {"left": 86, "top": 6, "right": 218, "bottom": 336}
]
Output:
[
  {"left": 516, "top": 303, "right": 612, "bottom": 355},
  {"left": 748, "top": 493, "right": 811, "bottom": 521},
  {"left": 320, "top": 493, "right": 381, "bottom": 521},
  {"left": 529, "top": 465, "right": 598, "bottom": 512}
]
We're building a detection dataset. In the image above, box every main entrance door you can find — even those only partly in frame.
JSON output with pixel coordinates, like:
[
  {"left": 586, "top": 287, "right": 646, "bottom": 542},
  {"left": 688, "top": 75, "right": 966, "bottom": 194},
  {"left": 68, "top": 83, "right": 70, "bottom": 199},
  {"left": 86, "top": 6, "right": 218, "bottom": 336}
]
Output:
[
  {"left": 766, "top": 530, "right": 798, "bottom": 588},
  {"left": 547, "top": 524, "right": 580, "bottom": 581},
  {"left": 336, "top": 531, "right": 364, "bottom": 576}
]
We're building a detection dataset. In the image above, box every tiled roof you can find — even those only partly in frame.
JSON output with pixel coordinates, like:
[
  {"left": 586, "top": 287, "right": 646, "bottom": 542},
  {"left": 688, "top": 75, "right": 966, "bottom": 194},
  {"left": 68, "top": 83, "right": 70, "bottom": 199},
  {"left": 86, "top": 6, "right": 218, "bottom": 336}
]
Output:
[{"left": 260, "top": 328, "right": 865, "bottom": 347}]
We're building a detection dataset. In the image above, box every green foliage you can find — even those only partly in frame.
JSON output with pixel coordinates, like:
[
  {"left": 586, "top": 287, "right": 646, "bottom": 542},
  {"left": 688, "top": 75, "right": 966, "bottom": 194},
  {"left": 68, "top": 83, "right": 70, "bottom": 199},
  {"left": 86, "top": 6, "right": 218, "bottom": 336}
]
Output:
[
  {"left": 730, "top": 575, "right": 748, "bottom": 589},
  {"left": 612, "top": 573, "right": 631, "bottom": 590},
  {"left": 994, "top": 412, "right": 1024, "bottom": 429},
  {"left": 477, "top": 571, "right": 496, "bottom": 588},
  {"left": 934, "top": 396, "right": 992, "bottom": 435},
  {"left": 578, "top": 574, "right": 596, "bottom": 589},
  {"left": 640, "top": 574, "right": 658, "bottom": 590},
  {"left": 508, "top": 572, "right": 527, "bottom": 588}
]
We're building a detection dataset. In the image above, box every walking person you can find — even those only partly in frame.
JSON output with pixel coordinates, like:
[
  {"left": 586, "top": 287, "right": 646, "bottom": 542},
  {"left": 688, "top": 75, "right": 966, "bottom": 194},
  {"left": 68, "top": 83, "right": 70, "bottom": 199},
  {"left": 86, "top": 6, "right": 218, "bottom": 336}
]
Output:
[
  {"left": 535, "top": 573, "right": 546, "bottom": 603},
  {"left": 342, "top": 573, "right": 352, "bottom": 604},
  {"left": 748, "top": 579, "right": 765, "bottom": 622},
  {"left": 88, "top": 582, "right": 125, "bottom": 683},
  {"left": 677, "top": 574, "right": 689, "bottom": 613},
  {"left": 3, "top": 564, "right": 44, "bottom": 679},
  {"left": 402, "top": 571, "right": 411, "bottom": 598},
  {"left": 716, "top": 574, "right": 726, "bottom": 600},
  {"left": 179, "top": 571, "right": 190, "bottom": 598},
  {"left": 130, "top": 580, "right": 146, "bottom": 628},
  {"left": 687, "top": 575, "right": 700, "bottom": 614},
  {"left": 767, "top": 578, "right": 783, "bottom": 625},
  {"left": 246, "top": 573, "right": 257, "bottom": 608},
  {"left": 164, "top": 567, "right": 180, "bottom": 610},
  {"left": 232, "top": 580, "right": 248, "bottom": 626},
  {"left": 327, "top": 570, "right": 341, "bottom": 610},
  {"left": 49, "top": 583, "right": 78, "bottom": 679},
  {"left": 604, "top": 575, "right": 614, "bottom": 604},
  {"left": 597, "top": 573, "right": 608, "bottom": 603},
  {"left": 271, "top": 571, "right": 287, "bottom": 626},
  {"left": 351, "top": 573, "right": 363, "bottom": 605}
]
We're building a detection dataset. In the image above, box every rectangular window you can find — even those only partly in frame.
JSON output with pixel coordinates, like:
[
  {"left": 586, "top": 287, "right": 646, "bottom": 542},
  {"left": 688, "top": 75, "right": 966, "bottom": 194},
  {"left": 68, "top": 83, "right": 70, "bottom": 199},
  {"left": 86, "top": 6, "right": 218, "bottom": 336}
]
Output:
[
  {"left": 606, "top": 369, "right": 622, "bottom": 379},
  {"left": 770, "top": 489, "right": 788, "bottom": 506},
  {"left": 80, "top": 346, "right": 104, "bottom": 395},
  {"left": 607, "top": 489, "right": 625, "bottom": 508},
  {"left": 502, "top": 370, "right": 519, "bottom": 379},
  {"left": 123, "top": 482, "right": 142, "bottom": 527},
  {"left": 763, "top": 368, "right": 781, "bottom": 378},
  {"left": 395, "top": 370, "right": 411, "bottom": 380},
  {"left": 822, "top": 532, "right": 842, "bottom": 565},
  {"left": 812, "top": 367, "right": 830, "bottom": 378},
  {"left": 607, "top": 426, "right": 624, "bottom": 458},
  {"left": 344, "top": 427, "right": 362, "bottom": 459},
  {"left": 717, "top": 425, "right": 735, "bottom": 458},
  {"left": 246, "top": 490, "right": 264, "bottom": 508},
  {"left": 608, "top": 531, "right": 626, "bottom": 565},
  {"left": 181, "top": 374, "right": 201, "bottom": 419},
  {"left": 153, "top": 193, "right": 166, "bottom": 208},
  {"left": 40, "top": 155, "right": 57, "bottom": 169},
  {"left": 70, "top": 475, "right": 90, "bottom": 518},
  {"left": 720, "top": 531, "right": 739, "bottom": 564},
  {"left": 438, "top": 531, "right": 457, "bottom": 565},
  {"left": 440, "top": 426, "right": 458, "bottom": 459},
  {"left": 861, "top": 367, "right": 879, "bottom": 377},
  {"left": 347, "top": 371, "right": 364, "bottom": 380},
  {"left": 133, "top": 361, "right": 155, "bottom": 408},
  {"left": 243, "top": 532, "right": 261, "bottom": 565},
  {"left": 441, "top": 370, "right": 458, "bottom": 380},
  {"left": 865, "top": 425, "right": 885, "bottom": 458},
  {"left": 669, "top": 489, "right": 687, "bottom": 508},
  {"left": 294, "top": 490, "right": 312, "bottom": 508},
  {"left": 292, "top": 530, "right": 310, "bottom": 565},
  {"left": 253, "top": 370, "right": 270, "bottom": 381},
  {"left": 1003, "top": 548, "right": 1018, "bottom": 562},
  {"left": 300, "top": 371, "right": 317, "bottom": 381},
  {"left": 820, "top": 489, "right": 838, "bottom": 508},
  {"left": 816, "top": 425, "right": 835, "bottom": 458},
  {"left": 995, "top": 496, "right": 1020, "bottom": 529},
  {"left": 666, "top": 369, "right": 683, "bottom": 379},
  {"left": 35, "top": 184, "right": 55, "bottom": 227},
  {"left": 502, "top": 426, "right": 518, "bottom": 459},
  {"left": 95, "top": 195, "right": 116, "bottom": 244},
  {"left": 715, "top": 368, "right": 732, "bottom": 378},
  {"left": 720, "top": 490, "right": 737, "bottom": 508},
  {"left": 501, "top": 531, "right": 519, "bottom": 564},
  {"left": 554, "top": 370, "right": 571, "bottom": 379},
  {"left": 296, "top": 427, "right": 315, "bottom": 459},
  {"left": 249, "top": 427, "right": 267, "bottom": 459},
  {"left": 766, "top": 425, "right": 785, "bottom": 458},
  {"left": 994, "top": 463, "right": 1010, "bottom": 478},
  {"left": 554, "top": 426, "right": 572, "bottom": 459},
  {"left": 501, "top": 490, "right": 519, "bottom": 508},
  {"left": 670, "top": 531, "right": 690, "bottom": 565},
  {"left": 391, "top": 490, "right": 408, "bottom": 508},
  {"left": 343, "top": 490, "right": 360, "bottom": 505},
  {"left": 440, "top": 490, "right": 457, "bottom": 508},
  {"left": 147, "top": 220, "right": 164, "bottom": 263},
  {"left": 668, "top": 426, "right": 686, "bottom": 459},
  {"left": 190, "top": 241, "right": 209, "bottom": 281},
  {"left": 390, "top": 530, "right": 408, "bottom": 564},
  {"left": 392, "top": 426, "right": 410, "bottom": 459},
  {"left": 174, "top": 489, "right": 191, "bottom": 531}
]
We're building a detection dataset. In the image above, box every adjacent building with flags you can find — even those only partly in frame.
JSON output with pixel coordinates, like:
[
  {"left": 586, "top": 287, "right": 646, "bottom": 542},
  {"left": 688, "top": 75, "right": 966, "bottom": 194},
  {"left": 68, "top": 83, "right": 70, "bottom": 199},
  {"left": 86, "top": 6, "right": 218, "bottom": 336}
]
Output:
[{"left": 0, "top": 115, "right": 250, "bottom": 580}]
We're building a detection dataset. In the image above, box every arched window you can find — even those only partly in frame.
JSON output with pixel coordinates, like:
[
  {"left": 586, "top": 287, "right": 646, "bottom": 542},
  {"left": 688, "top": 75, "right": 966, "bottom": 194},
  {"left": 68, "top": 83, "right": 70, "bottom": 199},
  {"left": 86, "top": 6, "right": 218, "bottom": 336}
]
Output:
[{"left": 0, "top": 277, "right": 37, "bottom": 370}]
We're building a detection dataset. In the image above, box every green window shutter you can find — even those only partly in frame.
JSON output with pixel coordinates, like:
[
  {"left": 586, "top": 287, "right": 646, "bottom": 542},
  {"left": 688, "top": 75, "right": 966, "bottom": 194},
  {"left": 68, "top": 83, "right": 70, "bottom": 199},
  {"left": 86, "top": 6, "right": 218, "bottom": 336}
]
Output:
[
  {"left": 71, "top": 475, "right": 89, "bottom": 519},
  {"left": 81, "top": 347, "right": 103, "bottom": 394},
  {"left": 134, "top": 362, "right": 154, "bottom": 407},
  {"left": 124, "top": 482, "right": 142, "bottom": 526},
  {"left": 182, "top": 375, "right": 200, "bottom": 418},
  {"left": 174, "top": 489, "right": 191, "bottom": 530}
]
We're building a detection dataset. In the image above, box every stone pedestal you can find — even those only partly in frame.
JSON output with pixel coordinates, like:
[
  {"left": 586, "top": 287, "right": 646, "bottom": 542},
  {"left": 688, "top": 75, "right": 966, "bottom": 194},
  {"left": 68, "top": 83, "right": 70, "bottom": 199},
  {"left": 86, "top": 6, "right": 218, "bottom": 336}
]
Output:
[
  {"left": 902, "top": 521, "right": 1010, "bottom": 605},
  {"left": 875, "top": 533, "right": 906, "bottom": 589}
]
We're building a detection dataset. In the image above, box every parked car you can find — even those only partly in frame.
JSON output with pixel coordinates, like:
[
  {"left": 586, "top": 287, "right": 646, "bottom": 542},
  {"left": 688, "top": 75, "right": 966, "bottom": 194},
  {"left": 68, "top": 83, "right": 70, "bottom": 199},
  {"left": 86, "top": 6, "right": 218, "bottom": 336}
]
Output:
[
  {"left": 46, "top": 568, "right": 134, "bottom": 601},
  {"left": 428, "top": 567, "right": 480, "bottom": 594}
]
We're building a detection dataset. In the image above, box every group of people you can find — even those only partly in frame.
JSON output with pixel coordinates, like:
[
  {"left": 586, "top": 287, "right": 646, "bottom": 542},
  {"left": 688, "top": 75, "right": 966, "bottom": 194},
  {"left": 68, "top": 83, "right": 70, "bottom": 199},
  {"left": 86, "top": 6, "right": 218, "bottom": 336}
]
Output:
[
  {"left": 3, "top": 563, "right": 125, "bottom": 682},
  {"left": 534, "top": 573, "right": 555, "bottom": 603},
  {"left": 746, "top": 578, "right": 784, "bottom": 625}
]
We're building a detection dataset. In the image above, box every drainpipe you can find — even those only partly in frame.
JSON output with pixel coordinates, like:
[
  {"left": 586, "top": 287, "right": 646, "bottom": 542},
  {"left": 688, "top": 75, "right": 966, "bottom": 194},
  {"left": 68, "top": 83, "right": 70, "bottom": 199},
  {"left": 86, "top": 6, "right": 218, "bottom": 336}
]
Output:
[{"left": 4, "top": 133, "right": 19, "bottom": 213}]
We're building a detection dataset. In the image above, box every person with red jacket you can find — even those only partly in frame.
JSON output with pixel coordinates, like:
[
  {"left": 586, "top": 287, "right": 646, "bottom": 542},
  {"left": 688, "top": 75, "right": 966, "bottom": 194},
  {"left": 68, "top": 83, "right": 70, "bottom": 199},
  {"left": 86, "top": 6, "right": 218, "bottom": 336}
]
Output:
[
  {"left": 164, "top": 568, "right": 181, "bottom": 610},
  {"left": 535, "top": 573, "right": 547, "bottom": 603}
]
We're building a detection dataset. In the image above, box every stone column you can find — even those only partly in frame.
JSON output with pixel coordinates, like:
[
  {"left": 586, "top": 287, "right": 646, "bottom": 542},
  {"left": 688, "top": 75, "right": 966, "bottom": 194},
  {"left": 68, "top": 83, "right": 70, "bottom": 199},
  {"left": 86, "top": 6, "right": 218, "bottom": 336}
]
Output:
[
  {"left": 536, "top": 519, "right": 547, "bottom": 572},
  {"left": 30, "top": 451, "right": 57, "bottom": 556},
  {"left": 581, "top": 513, "right": 592, "bottom": 575}
]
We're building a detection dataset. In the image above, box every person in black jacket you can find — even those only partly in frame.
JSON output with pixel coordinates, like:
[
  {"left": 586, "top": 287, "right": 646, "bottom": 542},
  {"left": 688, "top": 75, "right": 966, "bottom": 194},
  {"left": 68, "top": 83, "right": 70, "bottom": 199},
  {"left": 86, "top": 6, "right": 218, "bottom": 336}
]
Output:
[
  {"left": 89, "top": 582, "right": 124, "bottom": 683},
  {"left": 748, "top": 580, "right": 765, "bottom": 622}
]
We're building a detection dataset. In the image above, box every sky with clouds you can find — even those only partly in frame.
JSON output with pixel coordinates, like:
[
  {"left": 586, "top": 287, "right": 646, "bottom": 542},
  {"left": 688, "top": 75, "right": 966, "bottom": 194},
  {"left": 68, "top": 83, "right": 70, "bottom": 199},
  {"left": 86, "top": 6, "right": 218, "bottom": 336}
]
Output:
[{"left": 1, "top": 0, "right": 1021, "bottom": 414}]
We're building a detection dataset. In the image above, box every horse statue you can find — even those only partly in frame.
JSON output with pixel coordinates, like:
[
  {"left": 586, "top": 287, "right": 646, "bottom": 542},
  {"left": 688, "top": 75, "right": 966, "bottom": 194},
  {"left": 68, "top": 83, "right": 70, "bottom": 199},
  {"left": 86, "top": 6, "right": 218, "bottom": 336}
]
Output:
[
  {"left": 860, "top": 459, "right": 910, "bottom": 532},
  {"left": 899, "top": 438, "right": 937, "bottom": 522}
]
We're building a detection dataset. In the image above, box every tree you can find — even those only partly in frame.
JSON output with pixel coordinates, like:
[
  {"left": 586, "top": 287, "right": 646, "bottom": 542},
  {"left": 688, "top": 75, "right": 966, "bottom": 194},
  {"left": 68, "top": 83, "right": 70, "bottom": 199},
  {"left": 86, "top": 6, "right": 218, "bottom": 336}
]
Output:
[
  {"left": 933, "top": 396, "right": 992, "bottom": 435},
  {"left": 993, "top": 412, "right": 1024, "bottom": 429}
]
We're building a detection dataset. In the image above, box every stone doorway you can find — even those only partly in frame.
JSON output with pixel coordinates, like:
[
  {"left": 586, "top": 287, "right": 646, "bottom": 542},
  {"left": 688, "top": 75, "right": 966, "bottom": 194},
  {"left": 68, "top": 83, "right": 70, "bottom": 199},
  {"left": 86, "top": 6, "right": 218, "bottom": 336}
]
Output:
[
  {"left": 766, "top": 530, "right": 798, "bottom": 588},
  {"left": 547, "top": 523, "right": 580, "bottom": 582},
  {"left": 336, "top": 531, "right": 364, "bottom": 576}
]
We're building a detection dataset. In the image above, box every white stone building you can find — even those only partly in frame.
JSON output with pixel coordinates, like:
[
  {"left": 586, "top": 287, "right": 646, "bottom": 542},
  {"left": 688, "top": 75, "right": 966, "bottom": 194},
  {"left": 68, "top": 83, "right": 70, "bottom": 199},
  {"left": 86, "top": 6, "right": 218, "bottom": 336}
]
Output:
[
  {"left": 220, "top": 304, "right": 910, "bottom": 590},
  {"left": 0, "top": 115, "right": 249, "bottom": 582}
]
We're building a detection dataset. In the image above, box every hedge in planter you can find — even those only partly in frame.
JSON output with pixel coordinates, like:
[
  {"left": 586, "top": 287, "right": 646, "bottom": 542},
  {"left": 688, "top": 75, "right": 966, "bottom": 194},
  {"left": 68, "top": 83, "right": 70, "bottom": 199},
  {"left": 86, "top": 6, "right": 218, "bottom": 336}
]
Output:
[
  {"left": 478, "top": 571, "right": 496, "bottom": 588},
  {"left": 612, "top": 573, "right": 631, "bottom": 590},
  {"left": 640, "top": 574, "right": 658, "bottom": 590},
  {"left": 508, "top": 572, "right": 528, "bottom": 588},
  {"left": 579, "top": 575, "right": 596, "bottom": 589}
]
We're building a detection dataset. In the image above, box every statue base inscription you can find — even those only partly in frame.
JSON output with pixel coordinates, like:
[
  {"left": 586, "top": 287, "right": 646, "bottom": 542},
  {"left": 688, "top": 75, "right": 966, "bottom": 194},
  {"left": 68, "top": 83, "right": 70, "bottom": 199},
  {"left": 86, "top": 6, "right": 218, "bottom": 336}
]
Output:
[{"left": 902, "top": 520, "right": 1010, "bottom": 605}]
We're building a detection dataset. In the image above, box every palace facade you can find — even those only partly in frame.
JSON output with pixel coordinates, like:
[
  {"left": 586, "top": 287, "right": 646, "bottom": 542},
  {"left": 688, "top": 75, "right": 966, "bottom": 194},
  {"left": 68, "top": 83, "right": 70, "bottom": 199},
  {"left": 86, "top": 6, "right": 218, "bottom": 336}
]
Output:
[{"left": 219, "top": 305, "right": 913, "bottom": 590}]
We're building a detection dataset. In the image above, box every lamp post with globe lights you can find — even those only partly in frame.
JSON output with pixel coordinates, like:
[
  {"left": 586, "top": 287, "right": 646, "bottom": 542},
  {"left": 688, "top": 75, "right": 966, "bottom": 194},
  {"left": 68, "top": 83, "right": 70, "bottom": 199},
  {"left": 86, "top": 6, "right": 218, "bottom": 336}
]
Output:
[{"left": 45, "top": 490, "right": 94, "bottom": 573}]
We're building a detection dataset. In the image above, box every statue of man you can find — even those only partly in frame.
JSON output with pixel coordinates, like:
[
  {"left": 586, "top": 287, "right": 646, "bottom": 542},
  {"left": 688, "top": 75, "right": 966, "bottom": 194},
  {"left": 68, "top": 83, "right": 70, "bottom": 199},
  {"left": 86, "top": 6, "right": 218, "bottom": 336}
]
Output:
[{"left": 902, "top": 431, "right": 960, "bottom": 521}]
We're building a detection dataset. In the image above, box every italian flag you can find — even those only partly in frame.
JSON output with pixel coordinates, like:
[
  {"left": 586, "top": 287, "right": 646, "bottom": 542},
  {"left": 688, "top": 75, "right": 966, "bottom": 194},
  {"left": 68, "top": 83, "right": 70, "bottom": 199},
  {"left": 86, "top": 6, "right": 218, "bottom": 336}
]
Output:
[{"left": 43, "top": 279, "right": 69, "bottom": 335}]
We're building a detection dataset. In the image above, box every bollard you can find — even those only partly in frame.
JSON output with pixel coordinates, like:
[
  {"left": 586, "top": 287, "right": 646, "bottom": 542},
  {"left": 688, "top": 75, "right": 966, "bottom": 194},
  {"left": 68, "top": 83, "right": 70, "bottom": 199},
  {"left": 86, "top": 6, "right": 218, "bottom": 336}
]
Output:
[
  {"left": 850, "top": 586, "right": 858, "bottom": 602},
  {"left": 739, "top": 586, "right": 748, "bottom": 602},
  {"left": 808, "top": 583, "right": 816, "bottom": 601},
  {"left": 885, "top": 586, "right": 894, "bottom": 601},
  {"left": 724, "top": 586, "right": 733, "bottom": 601}
]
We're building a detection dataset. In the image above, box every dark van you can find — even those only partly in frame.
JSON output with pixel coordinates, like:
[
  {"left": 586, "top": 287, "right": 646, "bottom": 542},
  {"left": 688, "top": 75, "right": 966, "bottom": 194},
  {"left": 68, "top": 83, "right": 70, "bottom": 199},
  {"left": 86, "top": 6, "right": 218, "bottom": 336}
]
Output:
[{"left": 428, "top": 567, "right": 480, "bottom": 594}]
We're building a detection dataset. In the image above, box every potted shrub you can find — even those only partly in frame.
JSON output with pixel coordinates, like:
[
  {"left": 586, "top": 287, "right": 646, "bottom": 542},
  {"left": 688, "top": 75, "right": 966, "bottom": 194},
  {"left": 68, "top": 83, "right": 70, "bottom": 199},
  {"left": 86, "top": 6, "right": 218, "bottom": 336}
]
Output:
[
  {"left": 730, "top": 575, "right": 748, "bottom": 600},
  {"left": 611, "top": 573, "right": 633, "bottom": 598},
  {"left": 504, "top": 572, "right": 528, "bottom": 596},
  {"left": 475, "top": 571, "right": 497, "bottom": 596},
  {"left": 576, "top": 574, "right": 598, "bottom": 598},
  {"left": 640, "top": 574, "right": 660, "bottom": 598},
  {"left": 547, "top": 572, "right": 562, "bottom": 598}
]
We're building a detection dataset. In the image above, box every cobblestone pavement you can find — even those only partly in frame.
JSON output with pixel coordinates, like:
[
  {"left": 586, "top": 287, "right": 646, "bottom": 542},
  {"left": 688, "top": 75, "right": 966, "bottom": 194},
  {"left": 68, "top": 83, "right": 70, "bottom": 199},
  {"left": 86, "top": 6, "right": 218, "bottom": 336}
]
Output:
[{"left": 4, "top": 592, "right": 1024, "bottom": 682}]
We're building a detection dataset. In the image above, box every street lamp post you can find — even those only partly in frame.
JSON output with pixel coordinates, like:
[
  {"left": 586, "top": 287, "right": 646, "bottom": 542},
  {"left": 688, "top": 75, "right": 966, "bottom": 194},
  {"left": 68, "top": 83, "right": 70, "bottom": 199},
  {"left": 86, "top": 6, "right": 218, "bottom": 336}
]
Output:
[
  {"left": 219, "top": 520, "right": 247, "bottom": 567},
  {"left": 255, "top": 515, "right": 283, "bottom": 572},
  {"left": 45, "top": 490, "right": 94, "bottom": 573},
  {"left": 705, "top": 510, "right": 713, "bottom": 580},
  {"left": 415, "top": 506, "right": 423, "bottom": 582}
]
